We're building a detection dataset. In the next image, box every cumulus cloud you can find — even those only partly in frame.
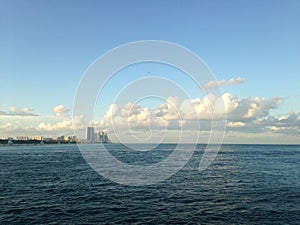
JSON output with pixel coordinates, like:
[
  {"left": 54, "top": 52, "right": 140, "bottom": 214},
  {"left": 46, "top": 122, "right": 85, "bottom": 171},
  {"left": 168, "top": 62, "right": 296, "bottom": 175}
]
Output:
[
  {"left": 108, "top": 102, "right": 163, "bottom": 130},
  {"left": 227, "top": 96, "right": 282, "bottom": 122},
  {"left": 265, "top": 112, "right": 300, "bottom": 135},
  {"left": 1, "top": 96, "right": 299, "bottom": 141},
  {"left": 98, "top": 93, "right": 286, "bottom": 136},
  {"left": 104, "top": 104, "right": 119, "bottom": 120},
  {"left": 0, "top": 106, "right": 38, "bottom": 116},
  {"left": 53, "top": 105, "right": 70, "bottom": 118},
  {"left": 98, "top": 92, "right": 298, "bottom": 141},
  {"left": 155, "top": 96, "right": 180, "bottom": 120},
  {"left": 38, "top": 119, "right": 73, "bottom": 131},
  {"left": 0, "top": 104, "right": 81, "bottom": 138},
  {"left": 202, "top": 77, "right": 245, "bottom": 89},
  {"left": 184, "top": 93, "right": 239, "bottom": 120}
]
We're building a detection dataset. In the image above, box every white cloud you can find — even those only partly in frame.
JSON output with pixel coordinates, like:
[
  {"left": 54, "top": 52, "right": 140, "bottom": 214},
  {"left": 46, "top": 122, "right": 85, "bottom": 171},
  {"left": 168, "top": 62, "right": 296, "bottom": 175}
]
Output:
[
  {"left": 98, "top": 94, "right": 256, "bottom": 130},
  {"left": 0, "top": 106, "right": 38, "bottom": 116},
  {"left": 264, "top": 112, "right": 300, "bottom": 135},
  {"left": 1, "top": 96, "right": 299, "bottom": 142},
  {"left": 38, "top": 119, "right": 73, "bottom": 131},
  {"left": 0, "top": 105, "right": 77, "bottom": 138},
  {"left": 227, "top": 121, "right": 246, "bottom": 127},
  {"left": 202, "top": 77, "right": 245, "bottom": 89},
  {"left": 53, "top": 105, "right": 70, "bottom": 118},
  {"left": 104, "top": 104, "right": 119, "bottom": 120},
  {"left": 242, "top": 97, "right": 282, "bottom": 119},
  {"left": 96, "top": 93, "right": 292, "bottom": 140},
  {"left": 155, "top": 96, "right": 180, "bottom": 120}
]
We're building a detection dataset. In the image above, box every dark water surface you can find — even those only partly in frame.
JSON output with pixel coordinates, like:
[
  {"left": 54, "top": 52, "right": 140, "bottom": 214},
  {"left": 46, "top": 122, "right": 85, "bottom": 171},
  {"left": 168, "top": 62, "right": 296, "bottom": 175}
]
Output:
[{"left": 1, "top": 144, "right": 299, "bottom": 224}]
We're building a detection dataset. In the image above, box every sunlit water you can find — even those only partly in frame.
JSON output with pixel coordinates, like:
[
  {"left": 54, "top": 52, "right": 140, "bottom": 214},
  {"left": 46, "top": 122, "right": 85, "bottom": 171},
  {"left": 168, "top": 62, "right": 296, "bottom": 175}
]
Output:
[{"left": 1, "top": 144, "right": 299, "bottom": 224}]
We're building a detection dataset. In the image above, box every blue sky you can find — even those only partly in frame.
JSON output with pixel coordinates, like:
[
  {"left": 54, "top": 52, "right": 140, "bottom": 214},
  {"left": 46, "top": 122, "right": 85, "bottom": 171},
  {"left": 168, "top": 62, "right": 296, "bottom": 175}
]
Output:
[{"left": 1, "top": 0, "right": 300, "bottom": 143}]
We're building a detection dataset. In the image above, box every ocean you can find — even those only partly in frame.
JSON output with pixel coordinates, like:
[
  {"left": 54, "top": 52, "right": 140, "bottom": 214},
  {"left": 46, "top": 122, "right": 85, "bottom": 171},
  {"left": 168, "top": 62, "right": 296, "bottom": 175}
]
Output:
[{"left": 0, "top": 144, "right": 299, "bottom": 224}]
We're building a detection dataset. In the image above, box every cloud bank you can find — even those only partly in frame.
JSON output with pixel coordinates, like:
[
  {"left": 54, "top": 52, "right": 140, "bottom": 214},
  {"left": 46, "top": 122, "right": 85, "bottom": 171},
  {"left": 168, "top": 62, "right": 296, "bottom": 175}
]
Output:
[
  {"left": 1, "top": 96, "right": 299, "bottom": 143},
  {"left": 99, "top": 93, "right": 285, "bottom": 135}
]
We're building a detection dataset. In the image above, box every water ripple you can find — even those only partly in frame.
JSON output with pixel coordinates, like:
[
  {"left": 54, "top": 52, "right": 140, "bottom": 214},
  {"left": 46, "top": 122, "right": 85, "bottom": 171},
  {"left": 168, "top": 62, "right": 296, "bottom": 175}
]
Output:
[{"left": 0, "top": 144, "right": 300, "bottom": 224}]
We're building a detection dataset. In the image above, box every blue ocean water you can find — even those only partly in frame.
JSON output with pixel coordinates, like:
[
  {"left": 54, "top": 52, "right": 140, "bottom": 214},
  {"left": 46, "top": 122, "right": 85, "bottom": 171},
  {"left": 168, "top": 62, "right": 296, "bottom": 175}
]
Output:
[{"left": 0, "top": 144, "right": 299, "bottom": 224}]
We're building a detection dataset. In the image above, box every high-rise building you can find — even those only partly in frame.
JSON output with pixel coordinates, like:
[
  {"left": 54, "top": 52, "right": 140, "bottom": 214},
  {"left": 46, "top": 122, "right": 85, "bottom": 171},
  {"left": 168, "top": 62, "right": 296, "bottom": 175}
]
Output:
[
  {"left": 86, "top": 127, "right": 95, "bottom": 143},
  {"left": 99, "top": 131, "right": 110, "bottom": 143},
  {"left": 94, "top": 132, "right": 99, "bottom": 143}
]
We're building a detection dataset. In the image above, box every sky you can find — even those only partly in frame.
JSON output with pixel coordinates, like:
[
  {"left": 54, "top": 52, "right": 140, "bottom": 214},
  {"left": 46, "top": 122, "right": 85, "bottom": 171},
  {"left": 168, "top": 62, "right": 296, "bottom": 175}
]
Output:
[{"left": 1, "top": 0, "right": 300, "bottom": 144}]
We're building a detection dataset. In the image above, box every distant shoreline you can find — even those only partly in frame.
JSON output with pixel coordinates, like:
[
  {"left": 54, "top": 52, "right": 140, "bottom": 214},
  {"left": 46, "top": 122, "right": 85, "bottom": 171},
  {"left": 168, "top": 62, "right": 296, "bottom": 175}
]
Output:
[
  {"left": 1, "top": 140, "right": 299, "bottom": 146},
  {"left": 0, "top": 139, "right": 77, "bottom": 145}
]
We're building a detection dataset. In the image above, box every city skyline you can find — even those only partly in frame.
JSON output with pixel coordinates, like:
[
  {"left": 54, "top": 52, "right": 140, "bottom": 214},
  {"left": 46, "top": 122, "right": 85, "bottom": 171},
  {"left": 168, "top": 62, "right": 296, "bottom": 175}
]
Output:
[
  {"left": 1, "top": 126, "right": 110, "bottom": 145},
  {"left": 1, "top": 1, "right": 300, "bottom": 144}
]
